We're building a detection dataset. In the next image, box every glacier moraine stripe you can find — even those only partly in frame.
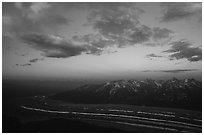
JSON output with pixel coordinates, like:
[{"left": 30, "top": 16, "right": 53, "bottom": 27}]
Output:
[
  {"left": 179, "top": 117, "right": 191, "bottom": 120},
  {"left": 137, "top": 111, "right": 176, "bottom": 117},
  {"left": 193, "top": 119, "right": 202, "bottom": 122},
  {"left": 108, "top": 109, "right": 134, "bottom": 113}
]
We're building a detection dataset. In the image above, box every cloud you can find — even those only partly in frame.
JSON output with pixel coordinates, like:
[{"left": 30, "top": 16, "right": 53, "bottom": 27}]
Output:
[
  {"left": 14, "top": 2, "right": 23, "bottom": 9},
  {"left": 163, "top": 39, "right": 202, "bottom": 62},
  {"left": 73, "top": 34, "right": 114, "bottom": 48},
  {"left": 22, "top": 63, "right": 31, "bottom": 66},
  {"left": 160, "top": 2, "right": 202, "bottom": 22},
  {"left": 152, "top": 27, "right": 174, "bottom": 41},
  {"left": 143, "top": 27, "right": 174, "bottom": 46},
  {"left": 73, "top": 25, "right": 173, "bottom": 53},
  {"left": 85, "top": 3, "right": 175, "bottom": 48},
  {"left": 128, "top": 25, "right": 153, "bottom": 44},
  {"left": 4, "top": 3, "right": 70, "bottom": 35},
  {"left": 93, "top": 16, "right": 136, "bottom": 37},
  {"left": 161, "top": 69, "right": 197, "bottom": 73},
  {"left": 73, "top": 34, "right": 121, "bottom": 55},
  {"left": 30, "top": 2, "right": 50, "bottom": 13},
  {"left": 33, "top": 14, "right": 71, "bottom": 31},
  {"left": 25, "top": 2, "right": 51, "bottom": 20},
  {"left": 14, "top": 2, "right": 51, "bottom": 20},
  {"left": 15, "top": 63, "right": 31, "bottom": 67},
  {"left": 29, "top": 58, "right": 44, "bottom": 63},
  {"left": 3, "top": 3, "right": 180, "bottom": 59},
  {"left": 86, "top": 3, "right": 153, "bottom": 46},
  {"left": 46, "top": 15, "right": 70, "bottom": 25},
  {"left": 21, "top": 33, "right": 104, "bottom": 58},
  {"left": 21, "top": 33, "right": 87, "bottom": 58},
  {"left": 14, "top": 2, "right": 50, "bottom": 12},
  {"left": 142, "top": 69, "right": 197, "bottom": 73},
  {"left": 4, "top": 3, "right": 177, "bottom": 59},
  {"left": 146, "top": 53, "right": 163, "bottom": 58},
  {"left": 87, "top": 3, "right": 144, "bottom": 24},
  {"left": 144, "top": 42, "right": 158, "bottom": 47}
]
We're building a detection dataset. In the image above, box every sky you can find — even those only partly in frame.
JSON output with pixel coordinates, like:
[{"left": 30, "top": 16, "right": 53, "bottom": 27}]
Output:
[{"left": 2, "top": 2, "right": 202, "bottom": 81}]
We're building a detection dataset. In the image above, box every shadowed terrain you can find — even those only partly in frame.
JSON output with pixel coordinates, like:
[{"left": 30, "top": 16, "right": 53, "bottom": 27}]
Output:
[{"left": 2, "top": 78, "right": 202, "bottom": 133}]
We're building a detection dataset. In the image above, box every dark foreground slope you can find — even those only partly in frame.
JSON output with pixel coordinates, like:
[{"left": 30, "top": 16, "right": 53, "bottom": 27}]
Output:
[
  {"left": 3, "top": 116, "right": 124, "bottom": 133},
  {"left": 3, "top": 102, "right": 202, "bottom": 133},
  {"left": 53, "top": 78, "right": 202, "bottom": 111},
  {"left": 2, "top": 95, "right": 202, "bottom": 133}
]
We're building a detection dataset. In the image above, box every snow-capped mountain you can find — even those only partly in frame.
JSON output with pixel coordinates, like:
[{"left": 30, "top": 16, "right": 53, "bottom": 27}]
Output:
[{"left": 52, "top": 78, "right": 202, "bottom": 110}]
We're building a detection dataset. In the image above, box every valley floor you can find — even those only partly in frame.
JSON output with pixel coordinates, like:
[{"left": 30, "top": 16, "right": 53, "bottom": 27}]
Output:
[{"left": 2, "top": 95, "right": 202, "bottom": 133}]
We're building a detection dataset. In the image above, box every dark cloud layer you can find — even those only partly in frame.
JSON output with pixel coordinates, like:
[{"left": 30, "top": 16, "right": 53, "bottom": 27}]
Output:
[
  {"left": 163, "top": 39, "right": 202, "bottom": 62},
  {"left": 29, "top": 58, "right": 44, "bottom": 63},
  {"left": 21, "top": 33, "right": 105, "bottom": 58},
  {"left": 160, "top": 2, "right": 202, "bottom": 22},
  {"left": 21, "top": 33, "right": 88, "bottom": 58},
  {"left": 146, "top": 53, "right": 163, "bottom": 58},
  {"left": 142, "top": 69, "right": 197, "bottom": 73},
  {"left": 6, "top": 3, "right": 167, "bottom": 58},
  {"left": 15, "top": 63, "right": 31, "bottom": 67}
]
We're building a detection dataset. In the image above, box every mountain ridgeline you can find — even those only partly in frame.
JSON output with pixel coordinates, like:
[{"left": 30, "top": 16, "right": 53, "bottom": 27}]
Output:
[{"left": 52, "top": 78, "right": 202, "bottom": 111}]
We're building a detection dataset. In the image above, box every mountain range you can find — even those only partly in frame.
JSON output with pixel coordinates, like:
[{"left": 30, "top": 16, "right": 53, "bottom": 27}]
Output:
[{"left": 52, "top": 78, "right": 202, "bottom": 110}]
